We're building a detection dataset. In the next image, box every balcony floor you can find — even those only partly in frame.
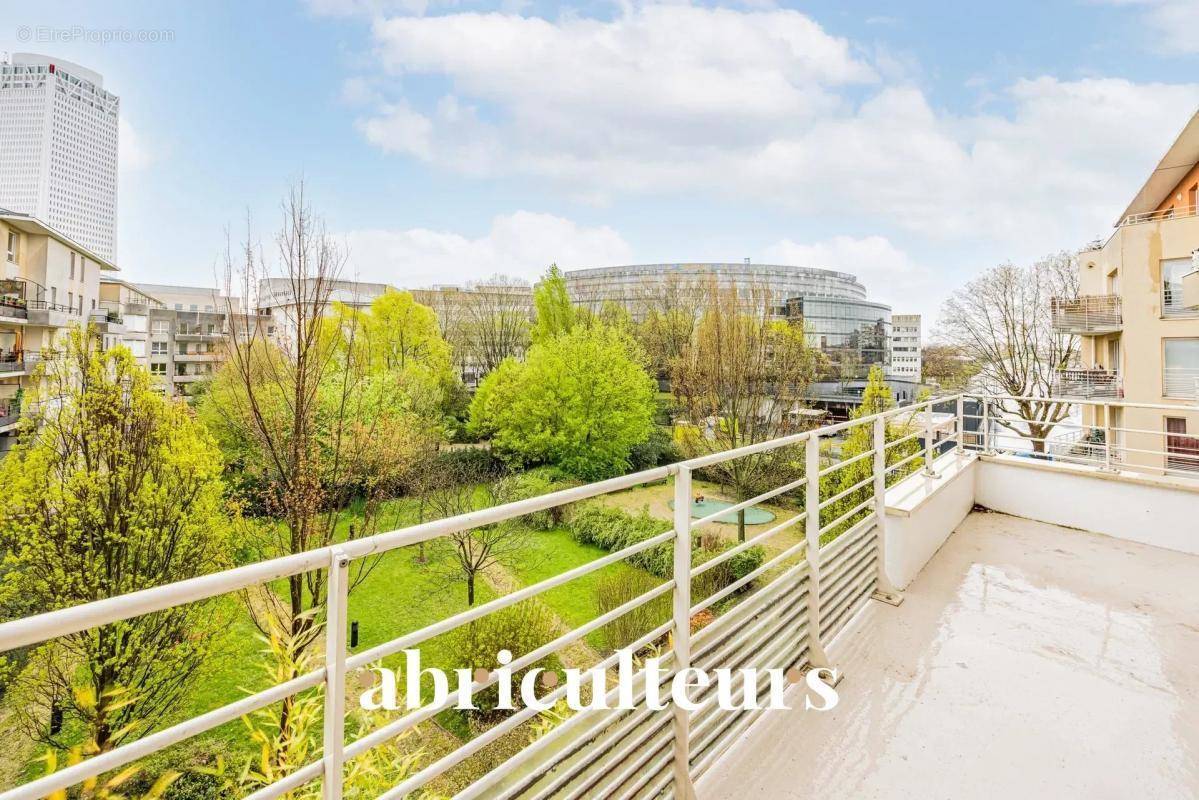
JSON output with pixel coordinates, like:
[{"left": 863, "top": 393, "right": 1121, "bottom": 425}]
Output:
[{"left": 698, "top": 511, "right": 1199, "bottom": 799}]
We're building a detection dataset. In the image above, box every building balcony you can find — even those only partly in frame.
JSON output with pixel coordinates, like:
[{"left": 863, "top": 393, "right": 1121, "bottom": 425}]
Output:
[
  {"left": 0, "top": 400, "right": 19, "bottom": 431},
  {"left": 171, "top": 372, "right": 209, "bottom": 383},
  {"left": 1050, "top": 295, "right": 1122, "bottom": 333},
  {"left": 2, "top": 394, "right": 1198, "bottom": 799},
  {"left": 1120, "top": 203, "right": 1199, "bottom": 225},
  {"left": 0, "top": 353, "right": 26, "bottom": 376},
  {"left": 173, "top": 352, "right": 222, "bottom": 362},
  {"left": 1053, "top": 367, "right": 1121, "bottom": 399},
  {"left": 173, "top": 331, "right": 224, "bottom": 342}
]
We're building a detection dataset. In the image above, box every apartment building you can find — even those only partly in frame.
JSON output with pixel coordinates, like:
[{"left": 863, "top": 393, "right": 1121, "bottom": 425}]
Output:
[
  {"left": 889, "top": 314, "right": 922, "bottom": 381},
  {"left": 1054, "top": 110, "right": 1199, "bottom": 473},
  {"left": 96, "top": 278, "right": 244, "bottom": 398},
  {"left": 1, "top": 209, "right": 118, "bottom": 450}
]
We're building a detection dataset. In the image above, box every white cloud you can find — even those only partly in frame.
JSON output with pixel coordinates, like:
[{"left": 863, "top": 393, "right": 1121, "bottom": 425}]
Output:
[
  {"left": 1098, "top": 0, "right": 1199, "bottom": 55},
  {"left": 351, "top": 3, "right": 1199, "bottom": 252},
  {"left": 339, "top": 211, "right": 633, "bottom": 287},
  {"left": 763, "top": 234, "right": 936, "bottom": 319}
]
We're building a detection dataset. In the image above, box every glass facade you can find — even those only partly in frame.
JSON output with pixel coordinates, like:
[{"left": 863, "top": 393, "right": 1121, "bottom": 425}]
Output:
[{"left": 785, "top": 296, "right": 892, "bottom": 379}]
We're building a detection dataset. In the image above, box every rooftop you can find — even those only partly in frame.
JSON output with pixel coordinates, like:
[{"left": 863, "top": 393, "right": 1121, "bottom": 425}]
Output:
[{"left": 699, "top": 510, "right": 1199, "bottom": 799}]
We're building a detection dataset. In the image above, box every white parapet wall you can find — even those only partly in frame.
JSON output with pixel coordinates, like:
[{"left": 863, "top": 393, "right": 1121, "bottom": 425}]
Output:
[
  {"left": 883, "top": 451, "right": 978, "bottom": 589},
  {"left": 974, "top": 455, "right": 1199, "bottom": 556}
]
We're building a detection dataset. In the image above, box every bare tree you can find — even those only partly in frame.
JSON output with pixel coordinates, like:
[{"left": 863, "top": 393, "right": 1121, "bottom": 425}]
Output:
[
  {"left": 206, "top": 184, "right": 387, "bottom": 716},
  {"left": 938, "top": 252, "right": 1080, "bottom": 452},
  {"left": 421, "top": 458, "right": 536, "bottom": 606},
  {"left": 460, "top": 275, "right": 533, "bottom": 376},
  {"left": 671, "top": 281, "right": 824, "bottom": 541}
]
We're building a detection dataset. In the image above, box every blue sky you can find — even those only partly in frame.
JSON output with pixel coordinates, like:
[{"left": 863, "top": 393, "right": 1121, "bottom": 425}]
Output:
[{"left": 2, "top": 0, "right": 1198, "bottom": 330}]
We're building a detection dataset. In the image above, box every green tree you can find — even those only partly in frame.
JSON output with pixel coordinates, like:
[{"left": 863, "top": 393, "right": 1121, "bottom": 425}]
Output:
[
  {"left": 530, "top": 264, "right": 576, "bottom": 344},
  {"left": 819, "top": 366, "right": 921, "bottom": 542},
  {"left": 469, "top": 325, "right": 656, "bottom": 479},
  {"left": 671, "top": 282, "right": 823, "bottom": 541},
  {"left": 0, "top": 326, "right": 230, "bottom": 752}
]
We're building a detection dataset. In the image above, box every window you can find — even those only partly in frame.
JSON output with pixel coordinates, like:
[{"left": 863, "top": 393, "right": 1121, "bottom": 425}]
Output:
[
  {"left": 151, "top": 320, "right": 170, "bottom": 334},
  {"left": 50, "top": 287, "right": 57, "bottom": 306},
  {"left": 1162, "top": 258, "right": 1198, "bottom": 317},
  {"left": 80, "top": 259, "right": 85, "bottom": 283},
  {"left": 189, "top": 304, "right": 198, "bottom": 311},
  {"left": 69, "top": 252, "right": 75, "bottom": 280},
  {"left": 1164, "top": 339, "right": 1199, "bottom": 398},
  {"left": 67, "top": 292, "right": 73, "bottom": 311},
  {"left": 1165, "top": 417, "right": 1199, "bottom": 472},
  {"left": 178, "top": 342, "right": 188, "bottom": 355},
  {"left": 151, "top": 341, "right": 167, "bottom": 355},
  {"left": 174, "top": 303, "right": 182, "bottom": 311},
  {"left": 204, "top": 305, "right": 214, "bottom": 312},
  {"left": 150, "top": 362, "right": 167, "bottom": 375},
  {"left": 5, "top": 231, "right": 15, "bottom": 262}
]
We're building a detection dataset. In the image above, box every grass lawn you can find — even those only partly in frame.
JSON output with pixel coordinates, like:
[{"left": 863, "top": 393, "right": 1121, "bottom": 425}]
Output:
[{"left": 505, "top": 527, "right": 666, "bottom": 652}]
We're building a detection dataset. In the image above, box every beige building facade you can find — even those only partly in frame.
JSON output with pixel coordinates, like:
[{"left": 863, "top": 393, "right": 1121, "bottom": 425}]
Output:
[
  {"left": 1, "top": 209, "right": 118, "bottom": 450},
  {"left": 1058, "top": 111, "right": 1199, "bottom": 474}
]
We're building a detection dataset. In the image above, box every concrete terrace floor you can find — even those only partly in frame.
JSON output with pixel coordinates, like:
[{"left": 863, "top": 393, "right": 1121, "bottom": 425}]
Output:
[{"left": 698, "top": 511, "right": 1199, "bottom": 800}]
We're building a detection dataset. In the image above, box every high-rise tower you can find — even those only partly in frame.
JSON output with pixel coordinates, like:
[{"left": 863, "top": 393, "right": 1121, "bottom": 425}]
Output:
[{"left": 0, "top": 53, "right": 119, "bottom": 260}]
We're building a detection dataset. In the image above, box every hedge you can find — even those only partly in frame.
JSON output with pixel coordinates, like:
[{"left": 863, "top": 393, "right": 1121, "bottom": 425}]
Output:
[{"left": 568, "top": 503, "right": 765, "bottom": 586}]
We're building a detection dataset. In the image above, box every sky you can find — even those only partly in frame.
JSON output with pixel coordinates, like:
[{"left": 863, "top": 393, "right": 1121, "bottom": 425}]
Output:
[{"left": 2, "top": 0, "right": 1198, "bottom": 334}]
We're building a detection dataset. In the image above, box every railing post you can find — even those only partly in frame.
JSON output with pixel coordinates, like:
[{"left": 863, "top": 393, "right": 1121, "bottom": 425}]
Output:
[
  {"left": 871, "top": 415, "right": 903, "bottom": 606},
  {"left": 982, "top": 400, "right": 993, "bottom": 454},
  {"left": 955, "top": 395, "right": 965, "bottom": 461},
  {"left": 1102, "top": 403, "right": 1116, "bottom": 472},
  {"left": 671, "top": 466, "right": 697, "bottom": 800},
  {"left": 804, "top": 433, "right": 834, "bottom": 668},
  {"left": 323, "top": 548, "right": 350, "bottom": 800},
  {"left": 922, "top": 401, "right": 939, "bottom": 477}
]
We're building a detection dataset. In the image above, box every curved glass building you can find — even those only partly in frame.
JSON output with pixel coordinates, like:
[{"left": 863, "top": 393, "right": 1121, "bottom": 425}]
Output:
[{"left": 564, "top": 262, "right": 893, "bottom": 383}]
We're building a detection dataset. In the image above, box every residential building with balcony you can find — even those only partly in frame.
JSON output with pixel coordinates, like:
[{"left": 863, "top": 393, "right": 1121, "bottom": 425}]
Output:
[
  {"left": 1058, "top": 110, "right": 1199, "bottom": 474},
  {"left": 1, "top": 208, "right": 116, "bottom": 452}
]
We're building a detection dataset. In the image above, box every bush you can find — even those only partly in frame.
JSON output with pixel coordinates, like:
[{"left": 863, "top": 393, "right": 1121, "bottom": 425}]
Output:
[
  {"left": 498, "top": 471, "right": 563, "bottom": 530},
  {"left": 628, "top": 425, "right": 682, "bottom": 471},
  {"left": 431, "top": 446, "right": 505, "bottom": 482},
  {"left": 569, "top": 503, "right": 765, "bottom": 593},
  {"left": 449, "top": 600, "right": 561, "bottom": 716}
]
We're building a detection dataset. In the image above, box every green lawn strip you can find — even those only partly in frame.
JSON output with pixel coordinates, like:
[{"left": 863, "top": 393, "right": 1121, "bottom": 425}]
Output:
[{"left": 505, "top": 527, "right": 666, "bottom": 653}]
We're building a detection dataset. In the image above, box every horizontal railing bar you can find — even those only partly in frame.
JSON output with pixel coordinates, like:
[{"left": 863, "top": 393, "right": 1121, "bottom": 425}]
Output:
[
  {"left": 966, "top": 394, "right": 1199, "bottom": 413},
  {"left": 691, "top": 474, "right": 807, "bottom": 530},
  {"left": 818, "top": 472, "right": 874, "bottom": 511},
  {"left": 690, "top": 539, "right": 807, "bottom": 616},
  {"left": 381, "top": 627, "right": 671, "bottom": 799},
  {"left": 690, "top": 510, "right": 805, "bottom": 579},
  {"left": 2, "top": 669, "right": 327, "bottom": 800},
  {"left": 243, "top": 761, "right": 324, "bottom": 800},
  {"left": 817, "top": 499, "right": 875, "bottom": 538},
  {"left": 347, "top": 530, "right": 674, "bottom": 669},
  {"left": 0, "top": 465, "right": 681, "bottom": 654},
  {"left": 884, "top": 449, "right": 925, "bottom": 476},
  {"left": 883, "top": 429, "right": 922, "bottom": 450},
  {"left": 817, "top": 446, "right": 876, "bottom": 478},
  {"left": 345, "top": 580, "right": 676, "bottom": 761}
]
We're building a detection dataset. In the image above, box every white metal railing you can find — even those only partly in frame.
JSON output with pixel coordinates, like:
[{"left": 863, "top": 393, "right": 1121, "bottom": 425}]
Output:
[
  {"left": 1052, "top": 368, "right": 1122, "bottom": 399},
  {"left": 1050, "top": 295, "right": 1122, "bottom": 333},
  {"left": 964, "top": 394, "right": 1199, "bottom": 477},
  {"left": 1121, "top": 204, "right": 1199, "bottom": 226},
  {"left": 0, "top": 394, "right": 992, "bottom": 800}
]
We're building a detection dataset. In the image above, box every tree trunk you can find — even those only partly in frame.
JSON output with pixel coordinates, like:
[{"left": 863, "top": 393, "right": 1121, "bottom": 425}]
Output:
[
  {"left": 737, "top": 508, "right": 746, "bottom": 543},
  {"left": 467, "top": 574, "right": 476, "bottom": 606}
]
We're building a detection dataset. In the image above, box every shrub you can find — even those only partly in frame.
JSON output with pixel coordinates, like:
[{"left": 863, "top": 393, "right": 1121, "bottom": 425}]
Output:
[
  {"left": 449, "top": 600, "right": 561, "bottom": 715},
  {"left": 569, "top": 504, "right": 766, "bottom": 593},
  {"left": 498, "top": 471, "right": 563, "bottom": 530},
  {"left": 628, "top": 425, "right": 682, "bottom": 471},
  {"left": 431, "top": 447, "right": 505, "bottom": 482}
]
